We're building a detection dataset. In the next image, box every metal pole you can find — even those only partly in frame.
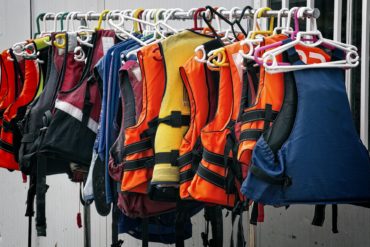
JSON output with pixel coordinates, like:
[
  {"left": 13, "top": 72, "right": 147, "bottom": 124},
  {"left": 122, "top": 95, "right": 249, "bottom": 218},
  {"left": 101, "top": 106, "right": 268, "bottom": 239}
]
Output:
[
  {"left": 42, "top": 8, "right": 320, "bottom": 21},
  {"left": 345, "top": 0, "right": 353, "bottom": 105},
  {"left": 333, "top": 0, "right": 342, "bottom": 42},
  {"left": 360, "top": 0, "right": 370, "bottom": 148}
]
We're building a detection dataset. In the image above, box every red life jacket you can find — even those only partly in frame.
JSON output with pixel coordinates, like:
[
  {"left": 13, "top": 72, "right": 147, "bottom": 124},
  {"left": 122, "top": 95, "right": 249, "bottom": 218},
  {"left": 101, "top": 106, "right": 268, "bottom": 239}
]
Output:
[
  {"left": 0, "top": 50, "right": 16, "bottom": 129},
  {"left": 0, "top": 58, "right": 40, "bottom": 170}
]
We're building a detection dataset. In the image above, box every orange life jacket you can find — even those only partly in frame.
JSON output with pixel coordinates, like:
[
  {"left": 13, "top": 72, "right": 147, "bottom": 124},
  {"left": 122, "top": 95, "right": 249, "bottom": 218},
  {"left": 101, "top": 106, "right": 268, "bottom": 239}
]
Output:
[
  {"left": 177, "top": 39, "right": 223, "bottom": 199},
  {"left": 120, "top": 43, "right": 165, "bottom": 194},
  {"left": 0, "top": 58, "right": 40, "bottom": 170},
  {"left": 188, "top": 42, "right": 245, "bottom": 207}
]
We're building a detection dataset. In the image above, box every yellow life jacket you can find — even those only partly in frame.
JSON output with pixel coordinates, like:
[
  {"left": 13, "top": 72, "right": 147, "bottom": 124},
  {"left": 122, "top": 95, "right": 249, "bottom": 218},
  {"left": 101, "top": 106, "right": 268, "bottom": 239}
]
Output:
[{"left": 150, "top": 30, "right": 212, "bottom": 201}]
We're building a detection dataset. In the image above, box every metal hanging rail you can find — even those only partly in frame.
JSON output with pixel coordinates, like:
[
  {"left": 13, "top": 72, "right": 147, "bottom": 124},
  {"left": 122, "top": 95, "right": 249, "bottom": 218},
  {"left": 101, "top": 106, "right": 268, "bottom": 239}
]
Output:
[{"left": 41, "top": 8, "right": 320, "bottom": 21}]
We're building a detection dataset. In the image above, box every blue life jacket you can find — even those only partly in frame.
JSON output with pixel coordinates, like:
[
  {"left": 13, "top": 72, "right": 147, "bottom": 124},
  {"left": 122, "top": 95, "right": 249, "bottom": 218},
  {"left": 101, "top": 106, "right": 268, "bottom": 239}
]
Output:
[{"left": 241, "top": 44, "right": 370, "bottom": 206}]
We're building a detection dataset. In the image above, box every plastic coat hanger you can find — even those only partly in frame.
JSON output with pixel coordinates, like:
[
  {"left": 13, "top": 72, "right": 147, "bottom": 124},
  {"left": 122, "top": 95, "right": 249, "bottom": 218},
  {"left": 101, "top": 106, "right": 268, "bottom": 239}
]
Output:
[
  {"left": 234, "top": 6, "right": 253, "bottom": 37},
  {"left": 34, "top": 13, "right": 45, "bottom": 38},
  {"left": 260, "top": 8, "right": 359, "bottom": 73},
  {"left": 95, "top": 9, "right": 110, "bottom": 31},
  {"left": 192, "top": 7, "right": 206, "bottom": 31},
  {"left": 40, "top": 12, "right": 55, "bottom": 43},
  {"left": 108, "top": 12, "right": 147, "bottom": 45},
  {"left": 60, "top": 12, "right": 69, "bottom": 31},
  {"left": 238, "top": 8, "right": 266, "bottom": 60},
  {"left": 253, "top": 7, "right": 300, "bottom": 65},
  {"left": 273, "top": 8, "right": 289, "bottom": 34},
  {"left": 250, "top": 7, "right": 274, "bottom": 39}
]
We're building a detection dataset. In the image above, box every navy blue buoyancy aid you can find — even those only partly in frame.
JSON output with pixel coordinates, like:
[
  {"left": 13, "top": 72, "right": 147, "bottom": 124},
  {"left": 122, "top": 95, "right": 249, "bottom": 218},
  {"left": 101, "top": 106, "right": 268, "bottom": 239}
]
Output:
[{"left": 241, "top": 45, "right": 370, "bottom": 206}]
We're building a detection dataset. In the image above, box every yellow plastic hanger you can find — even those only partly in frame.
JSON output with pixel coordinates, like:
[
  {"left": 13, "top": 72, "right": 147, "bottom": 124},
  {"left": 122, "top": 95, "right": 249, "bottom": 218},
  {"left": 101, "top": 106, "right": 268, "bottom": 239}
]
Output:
[
  {"left": 250, "top": 7, "right": 275, "bottom": 39},
  {"left": 132, "top": 8, "right": 144, "bottom": 33},
  {"left": 207, "top": 47, "right": 230, "bottom": 68},
  {"left": 95, "top": 9, "right": 110, "bottom": 31}
]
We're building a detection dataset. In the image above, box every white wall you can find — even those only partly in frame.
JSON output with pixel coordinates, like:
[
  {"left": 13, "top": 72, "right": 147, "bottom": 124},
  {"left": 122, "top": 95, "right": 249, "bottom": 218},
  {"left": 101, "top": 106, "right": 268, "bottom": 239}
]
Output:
[{"left": 0, "top": 1, "right": 370, "bottom": 247}]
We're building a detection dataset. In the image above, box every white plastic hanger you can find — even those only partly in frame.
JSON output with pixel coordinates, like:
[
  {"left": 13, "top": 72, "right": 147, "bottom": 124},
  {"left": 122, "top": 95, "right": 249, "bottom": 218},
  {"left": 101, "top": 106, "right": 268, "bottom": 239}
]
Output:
[
  {"left": 261, "top": 8, "right": 359, "bottom": 74},
  {"left": 72, "top": 11, "right": 96, "bottom": 62},
  {"left": 273, "top": 8, "right": 289, "bottom": 35},
  {"left": 108, "top": 12, "right": 147, "bottom": 45},
  {"left": 124, "top": 8, "right": 180, "bottom": 60}
]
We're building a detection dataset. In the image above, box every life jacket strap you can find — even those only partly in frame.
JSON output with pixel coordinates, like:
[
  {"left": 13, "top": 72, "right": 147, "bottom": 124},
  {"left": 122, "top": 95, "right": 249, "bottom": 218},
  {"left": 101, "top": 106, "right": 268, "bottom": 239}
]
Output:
[
  {"left": 179, "top": 169, "right": 195, "bottom": 184},
  {"left": 240, "top": 109, "right": 279, "bottom": 124},
  {"left": 312, "top": 204, "right": 339, "bottom": 234},
  {"left": 177, "top": 152, "right": 194, "bottom": 169},
  {"left": 123, "top": 157, "right": 154, "bottom": 171},
  {"left": 141, "top": 218, "right": 149, "bottom": 247},
  {"left": 2, "top": 120, "right": 13, "bottom": 132},
  {"left": 123, "top": 138, "right": 152, "bottom": 156},
  {"left": 139, "top": 117, "right": 159, "bottom": 139},
  {"left": 35, "top": 155, "right": 49, "bottom": 236},
  {"left": 197, "top": 163, "right": 225, "bottom": 189},
  {"left": 239, "top": 129, "right": 263, "bottom": 141},
  {"left": 157, "top": 111, "right": 190, "bottom": 128},
  {"left": 202, "top": 206, "right": 223, "bottom": 247},
  {"left": 0, "top": 139, "right": 14, "bottom": 153},
  {"left": 155, "top": 150, "right": 179, "bottom": 166},
  {"left": 21, "top": 131, "right": 39, "bottom": 143},
  {"left": 178, "top": 138, "right": 203, "bottom": 170},
  {"left": 82, "top": 75, "right": 94, "bottom": 127},
  {"left": 249, "top": 164, "right": 292, "bottom": 187},
  {"left": 203, "top": 149, "right": 233, "bottom": 168}
]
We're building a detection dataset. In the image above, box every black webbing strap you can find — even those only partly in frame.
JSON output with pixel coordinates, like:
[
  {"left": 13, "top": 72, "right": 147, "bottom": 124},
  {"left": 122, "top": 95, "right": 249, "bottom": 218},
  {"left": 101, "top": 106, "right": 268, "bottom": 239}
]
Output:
[
  {"left": 141, "top": 218, "right": 149, "bottom": 247},
  {"left": 263, "top": 104, "right": 273, "bottom": 131},
  {"left": 203, "top": 149, "right": 233, "bottom": 168},
  {"left": 239, "top": 129, "right": 263, "bottom": 141},
  {"left": 224, "top": 126, "right": 243, "bottom": 195},
  {"left": 202, "top": 206, "right": 223, "bottom": 247},
  {"left": 249, "top": 165, "right": 292, "bottom": 187},
  {"left": 236, "top": 212, "right": 246, "bottom": 247},
  {"left": 240, "top": 109, "right": 279, "bottom": 124},
  {"left": 21, "top": 131, "right": 39, "bottom": 143},
  {"left": 250, "top": 202, "right": 258, "bottom": 225},
  {"left": 312, "top": 205, "right": 326, "bottom": 227},
  {"left": 230, "top": 211, "right": 246, "bottom": 247},
  {"left": 154, "top": 150, "right": 179, "bottom": 166},
  {"left": 197, "top": 163, "right": 225, "bottom": 189},
  {"left": 140, "top": 117, "right": 159, "bottom": 139},
  {"left": 312, "top": 205, "right": 339, "bottom": 233},
  {"left": 26, "top": 176, "right": 36, "bottom": 247},
  {"left": 35, "top": 113, "right": 51, "bottom": 237},
  {"left": 179, "top": 169, "right": 195, "bottom": 184},
  {"left": 123, "top": 139, "right": 152, "bottom": 156},
  {"left": 82, "top": 75, "right": 94, "bottom": 126},
  {"left": 35, "top": 155, "right": 49, "bottom": 236},
  {"left": 332, "top": 204, "right": 338, "bottom": 233},
  {"left": 111, "top": 240, "right": 124, "bottom": 247},
  {"left": 0, "top": 139, "right": 14, "bottom": 153},
  {"left": 230, "top": 200, "right": 247, "bottom": 247},
  {"left": 175, "top": 202, "right": 186, "bottom": 247},
  {"left": 177, "top": 152, "right": 193, "bottom": 169},
  {"left": 2, "top": 120, "right": 13, "bottom": 132},
  {"left": 123, "top": 157, "right": 154, "bottom": 171},
  {"left": 157, "top": 111, "right": 190, "bottom": 127}
]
